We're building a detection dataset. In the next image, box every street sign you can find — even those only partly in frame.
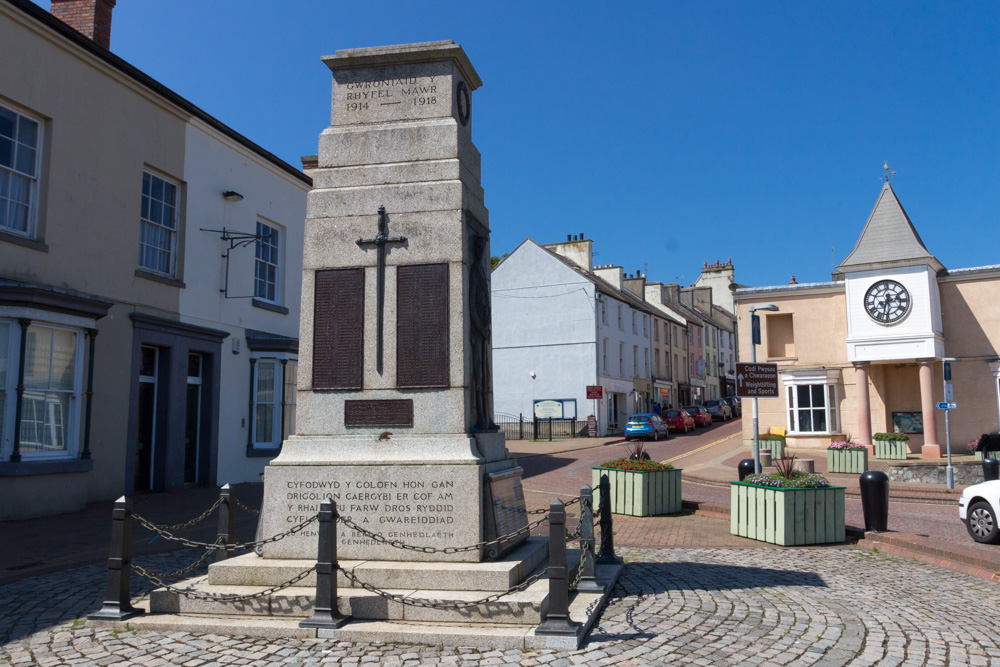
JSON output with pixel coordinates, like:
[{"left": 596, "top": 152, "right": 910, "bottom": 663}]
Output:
[
  {"left": 751, "top": 314, "right": 761, "bottom": 345},
  {"left": 586, "top": 385, "right": 603, "bottom": 400},
  {"left": 944, "top": 361, "right": 952, "bottom": 381},
  {"left": 936, "top": 402, "right": 957, "bottom": 410},
  {"left": 944, "top": 383, "right": 954, "bottom": 402},
  {"left": 735, "top": 362, "right": 779, "bottom": 397}
]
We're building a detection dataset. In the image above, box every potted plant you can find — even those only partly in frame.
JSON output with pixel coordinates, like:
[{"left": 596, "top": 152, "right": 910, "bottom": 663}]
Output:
[
  {"left": 758, "top": 432, "right": 786, "bottom": 459},
  {"left": 827, "top": 439, "right": 868, "bottom": 474},
  {"left": 968, "top": 438, "right": 1000, "bottom": 461},
  {"left": 873, "top": 432, "right": 908, "bottom": 460},
  {"left": 730, "top": 455, "right": 845, "bottom": 546},
  {"left": 592, "top": 441, "right": 681, "bottom": 516}
]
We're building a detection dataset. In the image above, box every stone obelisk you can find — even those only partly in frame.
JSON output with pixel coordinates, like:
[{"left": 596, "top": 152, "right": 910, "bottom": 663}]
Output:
[{"left": 259, "top": 41, "right": 523, "bottom": 563}]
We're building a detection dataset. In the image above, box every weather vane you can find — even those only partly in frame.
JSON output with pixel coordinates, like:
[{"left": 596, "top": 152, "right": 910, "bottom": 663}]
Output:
[{"left": 882, "top": 161, "right": 897, "bottom": 182}]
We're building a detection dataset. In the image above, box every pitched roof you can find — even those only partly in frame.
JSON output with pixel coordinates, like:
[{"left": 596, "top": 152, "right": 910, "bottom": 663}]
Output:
[{"left": 838, "top": 182, "right": 942, "bottom": 271}]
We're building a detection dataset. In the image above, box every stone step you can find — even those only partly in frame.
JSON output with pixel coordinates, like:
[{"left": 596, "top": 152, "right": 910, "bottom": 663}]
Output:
[
  {"left": 207, "top": 536, "right": 549, "bottom": 592},
  {"left": 151, "top": 549, "right": 583, "bottom": 626}
]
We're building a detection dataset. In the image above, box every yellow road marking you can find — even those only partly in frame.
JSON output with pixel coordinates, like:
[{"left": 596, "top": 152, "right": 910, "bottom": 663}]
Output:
[{"left": 662, "top": 431, "right": 740, "bottom": 464}]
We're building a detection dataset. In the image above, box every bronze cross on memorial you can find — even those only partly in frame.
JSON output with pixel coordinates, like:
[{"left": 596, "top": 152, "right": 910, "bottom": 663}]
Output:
[{"left": 356, "top": 206, "right": 407, "bottom": 374}]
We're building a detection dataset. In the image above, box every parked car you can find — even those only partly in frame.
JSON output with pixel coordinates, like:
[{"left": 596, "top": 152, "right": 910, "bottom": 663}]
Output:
[
  {"left": 663, "top": 409, "right": 695, "bottom": 433},
  {"left": 682, "top": 405, "right": 712, "bottom": 428},
  {"left": 624, "top": 413, "right": 670, "bottom": 441},
  {"left": 704, "top": 399, "right": 733, "bottom": 421},
  {"left": 960, "top": 480, "right": 1000, "bottom": 543},
  {"left": 722, "top": 396, "right": 741, "bottom": 417}
]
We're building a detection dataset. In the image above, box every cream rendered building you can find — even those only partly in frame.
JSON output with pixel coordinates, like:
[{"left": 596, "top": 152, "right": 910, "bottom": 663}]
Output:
[
  {"left": 736, "top": 181, "right": 1000, "bottom": 456},
  {"left": 0, "top": 0, "right": 309, "bottom": 519}
]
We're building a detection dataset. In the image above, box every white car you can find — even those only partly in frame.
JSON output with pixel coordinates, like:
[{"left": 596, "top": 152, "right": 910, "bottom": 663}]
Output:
[{"left": 959, "top": 480, "right": 1000, "bottom": 543}]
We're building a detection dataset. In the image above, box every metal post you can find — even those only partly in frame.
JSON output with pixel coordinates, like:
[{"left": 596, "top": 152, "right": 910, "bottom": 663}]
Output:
[
  {"left": 88, "top": 496, "right": 144, "bottom": 621},
  {"left": 536, "top": 499, "right": 580, "bottom": 637},
  {"left": 81, "top": 328, "right": 97, "bottom": 459},
  {"left": 216, "top": 484, "right": 235, "bottom": 561},
  {"left": 301, "top": 497, "right": 350, "bottom": 628},
  {"left": 519, "top": 413, "right": 524, "bottom": 440},
  {"left": 576, "top": 485, "right": 603, "bottom": 592},
  {"left": 548, "top": 416, "right": 553, "bottom": 442},
  {"left": 943, "top": 359, "right": 955, "bottom": 490},
  {"left": 596, "top": 473, "right": 620, "bottom": 564},
  {"left": 534, "top": 416, "right": 539, "bottom": 440},
  {"left": 751, "top": 334, "right": 761, "bottom": 475}
]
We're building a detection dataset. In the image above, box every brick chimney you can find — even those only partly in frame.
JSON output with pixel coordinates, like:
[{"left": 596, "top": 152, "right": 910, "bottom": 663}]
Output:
[{"left": 51, "top": 0, "right": 117, "bottom": 50}]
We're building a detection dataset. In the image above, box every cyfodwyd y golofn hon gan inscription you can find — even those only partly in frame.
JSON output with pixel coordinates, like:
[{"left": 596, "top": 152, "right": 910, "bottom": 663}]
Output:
[
  {"left": 396, "top": 263, "right": 449, "bottom": 388},
  {"left": 345, "top": 399, "right": 414, "bottom": 428},
  {"left": 313, "top": 268, "right": 363, "bottom": 390}
]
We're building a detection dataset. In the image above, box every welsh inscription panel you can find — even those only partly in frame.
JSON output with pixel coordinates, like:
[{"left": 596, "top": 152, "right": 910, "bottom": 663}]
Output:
[
  {"left": 396, "top": 263, "right": 449, "bottom": 387},
  {"left": 313, "top": 268, "right": 364, "bottom": 389},
  {"left": 344, "top": 399, "right": 414, "bottom": 428}
]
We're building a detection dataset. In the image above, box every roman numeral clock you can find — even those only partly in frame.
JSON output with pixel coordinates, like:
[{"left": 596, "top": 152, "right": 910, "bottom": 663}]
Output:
[{"left": 864, "top": 279, "right": 911, "bottom": 324}]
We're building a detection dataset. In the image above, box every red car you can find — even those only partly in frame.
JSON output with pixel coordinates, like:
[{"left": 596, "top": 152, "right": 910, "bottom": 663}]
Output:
[
  {"left": 663, "top": 409, "right": 695, "bottom": 433},
  {"left": 682, "top": 405, "right": 712, "bottom": 427}
]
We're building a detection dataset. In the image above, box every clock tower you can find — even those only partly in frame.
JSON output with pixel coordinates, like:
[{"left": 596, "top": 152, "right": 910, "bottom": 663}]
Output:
[{"left": 838, "top": 181, "right": 945, "bottom": 457}]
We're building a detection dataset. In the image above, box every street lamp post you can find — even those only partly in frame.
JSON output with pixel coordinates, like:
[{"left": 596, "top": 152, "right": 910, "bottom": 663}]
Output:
[
  {"left": 749, "top": 304, "right": 780, "bottom": 474},
  {"left": 943, "top": 357, "right": 960, "bottom": 490}
]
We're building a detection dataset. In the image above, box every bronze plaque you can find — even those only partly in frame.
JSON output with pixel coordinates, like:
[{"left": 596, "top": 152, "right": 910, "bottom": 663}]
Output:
[
  {"left": 313, "top": 268, "right": 364, "bottom": 389},
  {"left": 396, "top": 263, "right": 449, "bottom": 388},
  {"left": 485, "top": 467, "right": 529, "bottom": 558},
  {"left": 344, "top": 399, "right": 414, "bottom": 428}
]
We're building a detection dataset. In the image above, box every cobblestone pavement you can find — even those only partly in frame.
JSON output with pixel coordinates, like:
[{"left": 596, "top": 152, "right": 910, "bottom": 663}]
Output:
[{"left": 5, "top": 546, "right": 1000, "bottom": 665}]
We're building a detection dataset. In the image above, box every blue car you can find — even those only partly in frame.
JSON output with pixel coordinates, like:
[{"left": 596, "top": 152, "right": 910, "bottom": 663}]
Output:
[{"left": 625, "top": 413, "right": 670, "bottom": 441}]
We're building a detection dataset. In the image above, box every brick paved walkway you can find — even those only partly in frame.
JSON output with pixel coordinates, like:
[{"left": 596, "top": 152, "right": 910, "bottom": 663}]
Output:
[{"left": 5, "top": 546, "right": 1000, "bottom": 665}]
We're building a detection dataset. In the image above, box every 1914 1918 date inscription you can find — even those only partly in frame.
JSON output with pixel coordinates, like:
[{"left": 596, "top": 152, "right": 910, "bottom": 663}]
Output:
[
  {"left": 344, "top": 399, "right": 414, "bottom": 428},
  {"left": 343, "top": 77, "right": 439, "bottom": 113}
]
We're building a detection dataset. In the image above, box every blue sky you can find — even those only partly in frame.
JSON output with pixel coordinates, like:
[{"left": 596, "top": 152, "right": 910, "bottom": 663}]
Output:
[{"left": 41, "top": 1, "right": 999, "bottom": 288}]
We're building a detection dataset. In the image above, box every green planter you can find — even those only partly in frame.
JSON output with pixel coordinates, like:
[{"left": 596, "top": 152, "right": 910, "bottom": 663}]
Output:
[
  {"left": 758, "top": 438, "right": 785, "bottom": 459},
  {"left": 592, "top": 467, "right": 682, "bottom": 516},
  {"left": 874, "top": 439, "right": 908, "bottom": 460},
  {"left": 974, "top": 451, "right": 1000, "bottom": 461},
  {"left": 827, "top": 448, "right": 868, "bottom": 474},
  {"left": 730, "top": 482, "right": 846, "bottom": 546}
]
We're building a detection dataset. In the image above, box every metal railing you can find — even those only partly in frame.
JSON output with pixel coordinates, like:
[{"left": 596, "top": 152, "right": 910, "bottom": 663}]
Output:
[{"left": 494, "top": 413, "right": 586, "bottom": 441}]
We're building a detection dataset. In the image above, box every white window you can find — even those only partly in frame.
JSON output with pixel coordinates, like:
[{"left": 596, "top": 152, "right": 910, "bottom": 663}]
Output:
[
  {"left": 139, "top": 171, "right": 179, "bottom": 276},
  {"left": 618, "top": 342, "right": 624, "bottom": 375},
  {"left": 0, "top": 103, "right": 40, "bottom": 238},
  {"left": 653, "top": 320, "right": 659, "bottom": 342},
  {"left": 644, "top": 348, "right": 649, "bottom": 376},
  {"left": 643, "top": 314, "right": 649, "bottom": 338},
  {"left": 632, "top": 311, "right": 637, "bottom": 335},
  {"left": 783, "top": 370, "right": 839, "bottom": 434},
  {"left": 633, "top": 345, "right": 638, "bottom": 376},
  {"left": 252, "top": 357, "right": 298, "bottom": 449},
  {"left": 601, "top": 299, "right": 607, "bottom": 325},
  {"left": 0, "top": 322, "right": 82, "bottom": 459},
  {"left": 617, "top": 305, "right": 623, "bottom": 330},
  {"left": 255, "top": 221, "right": 280, "bottom": 303}
]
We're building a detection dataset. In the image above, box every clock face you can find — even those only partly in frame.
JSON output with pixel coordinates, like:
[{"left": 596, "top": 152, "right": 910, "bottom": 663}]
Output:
[{"left": 864, "top": 279, "right": 911, "bottom": 324}]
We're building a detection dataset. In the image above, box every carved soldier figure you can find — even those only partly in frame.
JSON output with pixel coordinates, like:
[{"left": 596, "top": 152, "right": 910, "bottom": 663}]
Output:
[{"left": 470, "top": 234, "right": 496, "bottom": 431}]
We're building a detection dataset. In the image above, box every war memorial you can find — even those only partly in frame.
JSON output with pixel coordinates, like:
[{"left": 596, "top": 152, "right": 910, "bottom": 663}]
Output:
[{"left": 86, "top": 41, "right": 620, "bottom": 649}]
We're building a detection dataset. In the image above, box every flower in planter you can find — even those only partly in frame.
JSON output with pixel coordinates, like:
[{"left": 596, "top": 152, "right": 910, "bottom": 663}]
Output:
[
  {"left": 598, "top": 457, "right": 672, "bottom": 472},
  {"left": 968, "top": 439, "right": 980, "bottom": 453},
  {"left": 873, "top": 432, "right": 909, "bottom": 442},
  {"left": 742, "top": 470, "right": 832, "bottom": 489},
  {"left": 759, "top": 433, "right": 785, "bottom": 441},
  {"left": 828, "top": 440, "right": 866, "bottom": 450}
]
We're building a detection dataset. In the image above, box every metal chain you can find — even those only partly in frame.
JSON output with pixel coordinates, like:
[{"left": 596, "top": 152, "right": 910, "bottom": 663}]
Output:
[
  {"left": 336, "top": 513, "right": 549, "bottom": 554},
  {"left": 568, "top": 541, "right": 591, "bottom": 592},
  {"left": 138, "top": 540, "right": 221, "bottom": 579},
  {"left": 132, "top": 512, "right": 317, "bottom": 551},
  {"left": 339, "top": 566, "right": 548, "bottom": 609},
  {"left": 132, "top": 563, "right": 316, "bottom": 602},
  {"left": 565, "top": 522, "right": 583, "bottom": 541},
  {"left": 234, "top": 498, "right": 260, "bottom": 516},
  {"left": 145, "top": 497, "right": 223, "bottom": 532}
]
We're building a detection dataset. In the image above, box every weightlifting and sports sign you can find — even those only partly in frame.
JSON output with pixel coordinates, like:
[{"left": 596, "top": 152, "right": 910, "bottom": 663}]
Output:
[{"left": 736, "top": 363, "right": 779, "bottom": 397}]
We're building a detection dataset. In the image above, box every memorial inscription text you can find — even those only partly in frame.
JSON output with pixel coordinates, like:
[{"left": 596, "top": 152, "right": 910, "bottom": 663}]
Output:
[
  {"left": 396, "top": 263, "right": 449, "bottom": 388},
  {"left": 313, "top": 268, "right": 364, "bottom": 389}
]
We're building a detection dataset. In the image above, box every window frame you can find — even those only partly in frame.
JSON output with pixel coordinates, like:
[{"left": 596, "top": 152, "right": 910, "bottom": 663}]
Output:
[
  {"left": 782, "top": 370, "right": 840, "bottom": 436},
  {"left": 138, "top": 169, "right": 180, "bottom": 277},
  {"left": 250, "top": 352, "right": 298, "bottom": 450},
  {"left": 254, "top": 220, "right": 281, "bottom": 304},
  {"left": 0, "top": 101, "right": 43, "bottom": 240}
]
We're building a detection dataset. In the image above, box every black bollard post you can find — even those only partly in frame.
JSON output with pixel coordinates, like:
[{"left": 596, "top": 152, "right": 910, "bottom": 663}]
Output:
[
  {"left": 216, "top": 484, "right": 235, "bottom": 562},
  {"left": 534, "top": 416, "right": 539, "bottom": 440},
  {"left": 596, "top": 473, "right": 621, "bottom": 564},
  {"left": 984, "top": 458, "right": 1000, "bottom": 482},
  {"left": 575, "top": 485, "right": 603, "bottom": 592},
  {"left": 548, "top": 416, "right": 553, "bottom": 442},
  {"left": 738, "top": 458, "right": 755, "bottom": 481},
  {"left": 300, "top": 497, "right": 350, "bottom": 629},
  {"left": 519, "top": 413, "right": 524, "bottom": 440},
  {"left": 88, "top": 496, "right": 144, "bottom": 621},
  {"left": 859, "top": 470, "right": 890, "bottom": 532},
  {"left": 536, "top": 499, "right": 581, "bottom": 637}
]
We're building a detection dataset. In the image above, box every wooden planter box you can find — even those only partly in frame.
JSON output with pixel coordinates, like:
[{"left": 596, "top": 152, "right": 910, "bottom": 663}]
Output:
[
  {"left": 827, "top": 448, "right": 868, "bottom": 474},
  {"left": 591, "top": 467, "right": 682, "bottom": 517},
  {"left": 874, "top": 439, "right": 908, "bottom": 460},
  {"left": 758, "top": 438, "right": 785, "bottom": 459},
  {"left": 730, "top": 482, "right": 846, "bottom": 546},
  {"left": 974, "top": 451, "right": 1000, "bottom": 461}
]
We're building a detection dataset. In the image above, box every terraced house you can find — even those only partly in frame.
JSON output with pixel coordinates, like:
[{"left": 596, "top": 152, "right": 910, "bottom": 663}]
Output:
[{"left": 0, "top": 0, "right": 309, "bottom": 519}]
